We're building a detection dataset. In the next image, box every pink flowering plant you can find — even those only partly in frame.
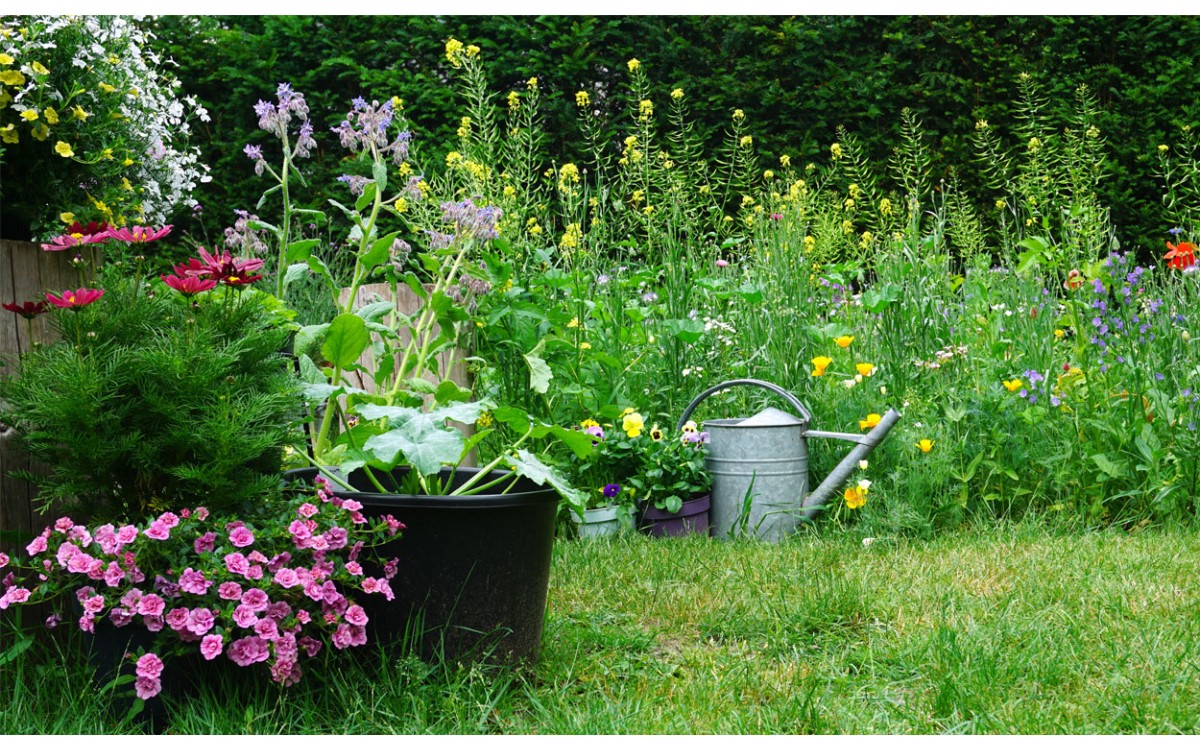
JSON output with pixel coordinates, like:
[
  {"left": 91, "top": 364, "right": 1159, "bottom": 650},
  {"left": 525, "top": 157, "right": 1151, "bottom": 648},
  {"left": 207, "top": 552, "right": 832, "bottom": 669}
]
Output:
[{"left": 0, "top": 475, "right": 405, "bottom": 702}]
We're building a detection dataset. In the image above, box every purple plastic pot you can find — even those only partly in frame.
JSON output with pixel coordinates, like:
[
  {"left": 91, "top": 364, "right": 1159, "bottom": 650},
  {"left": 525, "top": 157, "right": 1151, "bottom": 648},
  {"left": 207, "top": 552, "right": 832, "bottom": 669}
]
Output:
[{"left": 639, "top": 494, "right": 711, "bottom": 538}]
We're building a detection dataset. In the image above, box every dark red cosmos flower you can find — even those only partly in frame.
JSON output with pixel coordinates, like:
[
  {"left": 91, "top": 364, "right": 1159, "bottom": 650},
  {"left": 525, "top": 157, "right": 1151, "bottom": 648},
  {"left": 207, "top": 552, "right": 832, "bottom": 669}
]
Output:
[
  {"left": 186, "top": 247, "right": 265, "bottom": 287},
  {"left": 45, "top": 288, "right": 105, "bottom": 309},
  {"left": 2, "top": 300, "right": 48, "bottom": 319},
  {"left": 161, "top": 274, "right": 218, "bottom": 296},
  {"left": 40, "top": 221, "right": 112, "bottom": 252},
  {"left": 105, "top": 225, "right": 173, "bottom": 244},
  {"left": 1165, "top": 241, "right": 1197, "bottom": 271}
]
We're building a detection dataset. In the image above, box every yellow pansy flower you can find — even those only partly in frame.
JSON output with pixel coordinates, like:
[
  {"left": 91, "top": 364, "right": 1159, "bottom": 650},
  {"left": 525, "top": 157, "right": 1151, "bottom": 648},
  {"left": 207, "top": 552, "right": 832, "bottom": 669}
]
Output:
[{"left": 622, "top": 411, "right": 645, "bottom": 438}]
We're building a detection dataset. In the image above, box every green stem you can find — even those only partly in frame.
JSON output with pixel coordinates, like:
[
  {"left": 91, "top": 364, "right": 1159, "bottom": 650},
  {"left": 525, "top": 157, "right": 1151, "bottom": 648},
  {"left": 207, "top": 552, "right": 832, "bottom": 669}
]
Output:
[
  {"left": 275, "top": 132, "right": 293, "bottom": 300},
  {"left": 452, "top": 425, "right": 533, "bottom": 495}
]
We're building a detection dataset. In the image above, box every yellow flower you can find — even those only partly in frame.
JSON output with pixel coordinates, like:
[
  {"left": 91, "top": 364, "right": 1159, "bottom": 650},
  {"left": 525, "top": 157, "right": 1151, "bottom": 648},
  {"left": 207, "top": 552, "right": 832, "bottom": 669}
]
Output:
[
  {"left": 879, "top": 198, "right": 892, "bottom": 215},
  {"left": 621, "top": 407, "right": 636, "bottom": 417},
  {"left": 502, "top": 185, "right": 516, "bottom": 199},
  {"left": 526, "top": 76, "right": 538, "bottom": 90},
  {"left": 638, "top": 99, "right": 653, "bottom": 120},
  {"left": 19, "top": 109, "right": 37, "bottom": 121},
  {"left": 830, "top": 142, "right": 843, "bottom": 160},
  {"left": 834, "top": 335, "right": 854, "bottom": 348},
  {"left": 916, "top": 439, "right": 935, "bottom": 453},
  {"left": 575, "top": 90, "right": 590, "bottom": 108},
  {"left": 54, "top": 141, "right": 74, "bottom": 158},
  {"left": 856, "top": 363, "right": 876, "bottom": 377},
  {"left": 622, "top": 411, "right": 645, "bottom": 438},
  {"left": 780, "top": 154, "right": 791, "bottom": 168},
  {"left": 1158, "top": 144, "right": 1169, "bottom": 153},
  {"left": 31, "top": 61, "right": 48, "bottom": 75},
  {"left": 507, "top": 90, "right": 520, "bottom": 111},
  {"left": 121, "top": 177, "right": 133, "bottom": 191},
  {"left": 671, "top": 88, "right": 684, "bottom": 100},
  {"left": 804, "top": 236, "right": 816, "bottom": 253},
  {"left": 810, "top": 355, "right": 833, "bottom": 377},
  {"left": 581, "top": 419, "right": 600, "bottom": 428},
  {"left": 0, "top": 124, "right": 18, "bottom": 144},
  {"left": 1003, "top": 379, "right": 1023, "bottom": 392},
  {"left": 99, "top": 82, "right": 117, "bottom": 93},
  {"left": 43, "top": 106, "right": 59, "bottom": 124},
  {"left": 858, "top": 413, "right": 882, "bottom": 431},
  {"left": 844, "top": 485, "right": 868, "bottom": 509},
  {"left": 0, "top": 53, "right": 13, "bottom": 65},
  {"left": 740, "top": 135, "right": 753, "bottom": 148},
  {"left": 1054, "top": 328, "right": 1065, "bottom": 339},
  {"left": 445, "top": 38, "right": 464, "bottom": 67},
  {"left": 566, "top": 317, "right": 579, "bottom": 329},
  {"left": 30, "top": 123, "right": 48, "bottom": 141},
  {"left": 733, "top": 109, "right": 745, "bottom": 121},
  {"left": 122, "top": 157, "right": 134, "bottom": 167},
  {"left": 59, "top": 212, "right": 75, "bottom": 224},
  {"left": 627, "top": 58, "right": 640, "bottom": 71},
  {"left": 0, "top": 70, "right": 26, "bottom": 87},
  {"left": 650, "top": 424, "right": 664, "bottom": 441},
  {"left": 465, "top": 44, "right": 480, "bottom": 58},
  {"left": 579, "top": 342, "right": 591, "bottom": 350},
  {"left": 682, "top": 420, "right": 699, "bottom": 434},
  {"left": 393, "top": 197, "right": 408, "bottom": 213},
  {"left": 476, "top": 411, "right": 494, "bottom": 428},
  {"left": 763, "top": 169, "right": 775, "bottom": 180}
]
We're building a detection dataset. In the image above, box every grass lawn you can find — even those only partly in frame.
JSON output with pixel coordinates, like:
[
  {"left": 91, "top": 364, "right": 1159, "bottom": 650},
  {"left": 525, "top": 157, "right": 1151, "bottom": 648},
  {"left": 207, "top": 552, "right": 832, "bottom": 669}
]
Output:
[{"left": 3, "top": 521, "right": 1199, "bottom": 734}]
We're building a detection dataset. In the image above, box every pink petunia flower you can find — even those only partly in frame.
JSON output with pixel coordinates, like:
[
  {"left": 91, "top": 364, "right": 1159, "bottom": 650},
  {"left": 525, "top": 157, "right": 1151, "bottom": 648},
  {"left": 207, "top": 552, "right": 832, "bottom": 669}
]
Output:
[
  {"left": 194, "top": 531, "right": 217, "bottom": 555},
  {"left": 228, "top": 526, "right": 255, "bottom": 548},
  {"left": 134, "top": 676, "right": 162, "bottom": 700},
  {"left": 0, "top": 552, "right": 8, "bottom": 569},
  {"left": 25, "top": 535, "right": 48, "bottom": 556},
  {"left": 200, "top": 634, "right": 224, "bottom": 661},
  {"left": 241, "top": 588, "right": 270, "bottom": 612},
  {"left": 344, "top": 605, "right": 368, "bottom": 627},
  {"left": 344, "top": 561, "right": 363, "bottom": 576},
  {"left": 232, "top": 604, "right": 259, "bottom": 629},
  {"left": 246, "top": 565, "right": 264, "bottom": 581},
  {"left": 226, "top": 636, "right": 271, "bottom": 667},
  {"left": 115, "top": 525, "right": 139, "bottom": 545},
  {"left": 136, "top": 652, "right": 165, "bottom": 679},
  {"left": 254, "top": 618, "right": 279, "bottom": 641},
  {"left": 143, "top": 521, "right": 171, "bottom": 541},
  {"left": 165, "top": 607, "right": 190, "bottom": 631},
  {"left": 137, "top": 594, "right": 166, "bottom": 617},
  {"left": 297, "top": 503, "right": 319, "bottom": 519},
  {"left": 178, "top": 567, "right": 212, "bottom": 595},
  {"left": 186, "top": 607, "right": 215, "bottom": 635},
  {"left": 83, "top": 595, "right": 105, "bottom": 614},
  {"left": 103, "top": 562, "right": 125, "bottom": 587},
  {"left": 54, "top": 517, "right": 75, "bottom": 533},
  {"left": 224, "top": 552, "right": 249, "bottom": 576},
  {"left": 217, "top": 581, "right": 243, "bottom": 601},
  {"left": 157, "top": 512, "right": 180, "bottom": 529}
]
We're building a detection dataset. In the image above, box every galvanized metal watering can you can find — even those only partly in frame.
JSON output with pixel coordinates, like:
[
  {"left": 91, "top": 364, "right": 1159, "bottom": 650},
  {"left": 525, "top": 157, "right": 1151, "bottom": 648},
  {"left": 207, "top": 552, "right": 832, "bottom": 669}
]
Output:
[{"left": 677, "top": 379, "right": 901, "bottom": 541}]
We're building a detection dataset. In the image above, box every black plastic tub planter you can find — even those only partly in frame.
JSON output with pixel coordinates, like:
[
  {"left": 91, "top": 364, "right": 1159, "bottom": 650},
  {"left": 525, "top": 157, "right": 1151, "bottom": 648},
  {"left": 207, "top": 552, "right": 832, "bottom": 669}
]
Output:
[{"left": 285, "top": 466, "right": 560, "bottom": 665}]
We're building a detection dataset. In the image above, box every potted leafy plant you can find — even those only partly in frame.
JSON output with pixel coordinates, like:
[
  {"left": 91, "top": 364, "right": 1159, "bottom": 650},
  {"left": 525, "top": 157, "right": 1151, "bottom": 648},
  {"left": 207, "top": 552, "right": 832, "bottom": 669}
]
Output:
[
  {"left": 565, "top": 412, "right": 646, "bottom": 538},
  {"left": 628, "top": 420, "right": 713, "bottom": 537},
  {"left": 241, "top": 84, "right": 590, "bottom": 662}
]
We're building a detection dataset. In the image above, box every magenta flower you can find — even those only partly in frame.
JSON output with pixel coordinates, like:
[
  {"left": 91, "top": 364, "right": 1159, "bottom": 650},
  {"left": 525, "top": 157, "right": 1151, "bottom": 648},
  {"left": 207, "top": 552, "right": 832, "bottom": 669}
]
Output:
[
  {"left": 45, "top": 287, "right": 104, "bottom": 310},
  {"left": 0, "top": 587, "right": 31, "bottom": 609},
  {"left": 218, "top": 581, "right": 243, "bottom": 601},
  {"left": 103, "top": 562, "right": 125, "bottom": 587},
  {"left": 716, "top": 259, "right": 730, "bottom": 268},
  {"left": 297, "top": 503, "right": 319, "bottom": 519},
  {"left": 2, "top": 300, "right": 48, "bottom": 319},
  {"left": 143, "top": 521, "right": 171, "bottom": 540},
  {"left": 0, "top": 552, "right": 8, "bottom": 569},
  {"left": 229, "top": 526, "right": 255, "bottom": 548},
  {"left": 137, "top": 593, "right": 166, "bottom": 617},
  {"left": 187, "top": 247, "right": 266, "bottom": 287},
  {"left": 200, "top": 634, "right": 224, "bottom": 661},
  {"left": 158, "top": 512, "right": 180, "bottom": 529},
  {"left": 25, "top": 535, "right": 47, "bottom": 556},
  {"left": 254, "top": 618, "right": 279, "bottom": 641},
  {"left": 40, "top": 222, "right": 111, "bottom": 252},
  {"left": 241, "top": 587, "right": 270, "bottom": 612},
  {"left": 224, "top": 552, "right": 249, "bottom": 575},
  {"left": 344, "top": 561, "right": 363, "bottom": 576},
  {"left": 383, "top": 515, "right": 405, "bottom": 536},
  {"left": 104, "top": 225, "right": 173, "bottom": 244},
  {"left": 227, "top": 636, "right": 271, "bottom": 667},
  {"left": 273, "top": 568, "right": 301, "bottom": 588},
  {"left": 165, "top": 607, "right": 190, "bottom": 631},
  {"left": 186, "top": 607, "right": 215, "bottom": 635},
  {"left": 344, "top": 604, "right": 368, "bottom": 626},
  {"left": 116, "top": 525, "right": 138, "bottom": 545},
  {"left": 134, "top": 676, "right": 162, "bottom": 700},
  {"left": 161, "top": 273, "right": 218, "bottom": 297},
  {"left": 194, "top": 531, "right": 217, "bottom": 554},
  {"left": 232, "top": 604, "right": 259, "bottom": 628},
  {"left": 178, "top": 568, "right": 212, "bottom": 595},
  {"left": 135, "top": 652, "right": 165, "bottom": 679}
]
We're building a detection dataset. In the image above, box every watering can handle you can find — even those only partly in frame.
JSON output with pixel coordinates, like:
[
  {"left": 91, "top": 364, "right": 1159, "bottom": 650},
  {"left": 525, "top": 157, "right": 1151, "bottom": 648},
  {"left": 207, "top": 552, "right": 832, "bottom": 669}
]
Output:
[{"left": 675, "top": 379, "right": 813, "bottom": 431}]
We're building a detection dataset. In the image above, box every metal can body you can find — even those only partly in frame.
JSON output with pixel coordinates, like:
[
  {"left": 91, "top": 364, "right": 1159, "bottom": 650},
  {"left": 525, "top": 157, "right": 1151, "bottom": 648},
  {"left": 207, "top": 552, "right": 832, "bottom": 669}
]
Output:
[{"left": 705, "top": 417, "right": 809, "bottom": 541}]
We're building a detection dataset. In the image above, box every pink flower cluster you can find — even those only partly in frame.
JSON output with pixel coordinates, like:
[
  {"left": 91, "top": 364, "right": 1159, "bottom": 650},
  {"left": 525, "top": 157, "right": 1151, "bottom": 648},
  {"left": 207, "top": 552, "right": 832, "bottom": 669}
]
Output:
[
  {"left": 0, "top": 482, "right": 405, "bottom": 696},
  {"left": 39, "top": 224, "right": 173, "bottom": 252}
]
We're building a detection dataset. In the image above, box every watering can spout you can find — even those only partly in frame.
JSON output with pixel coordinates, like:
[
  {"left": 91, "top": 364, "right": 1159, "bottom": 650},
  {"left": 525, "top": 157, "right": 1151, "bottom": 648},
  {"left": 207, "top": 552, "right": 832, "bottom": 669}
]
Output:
[{"left": 801, "top": 408, "right": 902, "bottom": 516}]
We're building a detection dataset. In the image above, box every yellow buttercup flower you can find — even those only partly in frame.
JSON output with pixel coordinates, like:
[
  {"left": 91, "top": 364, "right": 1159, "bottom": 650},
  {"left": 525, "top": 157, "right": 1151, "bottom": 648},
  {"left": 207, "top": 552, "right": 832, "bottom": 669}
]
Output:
[
  {"left": 1054, "top": 329, "right": 1065, "bottom": 339},
  {"left": 855, "top": 363, "right": 876, "bottom": 377},
  {"left": 54, "top": 141, "right": 74, "bottom": 158},
  {"left": 811, "top": 355, "right": 833, "bottom": 377},
  {"left": 834, "top": 335, "right": 854, "bottom": 348},
  {"left": 1003, "top": 379, "right": 1023, "bottom": 392},
  {"left": 858, "top": 413, "right": 882, "bottom": 431},
  {"left": 19, "top": 109, "right": 37, "bottom": 121},
  {"left": 916, "top": 439, "right": 934, "bottom": 453}
]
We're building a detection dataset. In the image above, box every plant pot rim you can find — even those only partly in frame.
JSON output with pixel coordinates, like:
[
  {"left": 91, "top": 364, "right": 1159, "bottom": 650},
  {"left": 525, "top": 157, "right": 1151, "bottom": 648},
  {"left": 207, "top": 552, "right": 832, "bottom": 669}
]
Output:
[
  {"left": 641, "top": 493, "right": 711, "bottom": 520},
  {"left": 283, "top": 466, "right": 561, "bottom": 509}
]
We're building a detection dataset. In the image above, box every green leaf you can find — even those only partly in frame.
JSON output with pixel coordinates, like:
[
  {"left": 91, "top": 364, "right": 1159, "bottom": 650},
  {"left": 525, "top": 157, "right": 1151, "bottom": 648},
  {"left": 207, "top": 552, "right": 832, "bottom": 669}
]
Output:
[
  {"left": 663, "top": 318, "right": 706, "bottom": 344},
  {"left": 322, "top": 313, "right": 371, "bottom": 369},
  {"left": 532, "top": 424, "right": 594, "bottom": 459},
  {"left": 355, "top": 181, "right": 378, "bottom": 212},
  {"left": 284, "top": 239, "right": 321, "bottom": 264},
  {"left": 1091, "top": 452, "right": 1126, "bottom": 479},
  {"left": 282, "top": 263, "right": 309, "bottom": 293},
  {"left": 504, "top": 449, "right": 585, "bottom": 515},
  {"left": 361, "top": 231, "right": 399, "bottom": 270},
  {"left": 435, "top": 379, "right": 473, "bottom": 404},
  {"left": 355, "top": 300, "right": 396, "bottom": 323},
  {"left": 524, "top": 339, "right": 553, "bottom": 394},
  {"left": 364, "top": 414, "right": 463, "bottom": 475},
  {"left": 372, "top": 159, "right": 388, "bottom": 194}
]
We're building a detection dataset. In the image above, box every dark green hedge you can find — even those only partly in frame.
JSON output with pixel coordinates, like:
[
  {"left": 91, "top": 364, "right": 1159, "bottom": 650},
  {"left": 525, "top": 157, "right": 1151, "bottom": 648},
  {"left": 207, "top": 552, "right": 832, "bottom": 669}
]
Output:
[{"left": 150, "top": 16, "right": 1200, "bottom": 253}]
